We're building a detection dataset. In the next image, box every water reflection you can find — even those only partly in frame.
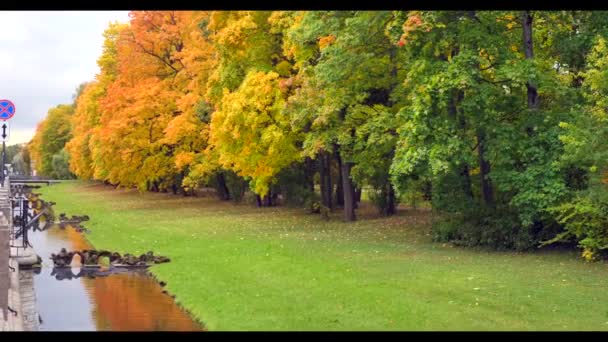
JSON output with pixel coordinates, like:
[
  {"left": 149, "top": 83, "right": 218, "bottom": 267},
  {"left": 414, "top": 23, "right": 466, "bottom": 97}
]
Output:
[
  {"left": 28, "top": 213, "right": 204, "bottom": 331},
  {"left": 86, "top": 271, "right": 201, "bottom": 331}
]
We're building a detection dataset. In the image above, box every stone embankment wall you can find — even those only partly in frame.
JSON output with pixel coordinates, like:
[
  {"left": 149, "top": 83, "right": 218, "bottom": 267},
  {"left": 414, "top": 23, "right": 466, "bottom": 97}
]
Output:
[{"left": 1, "top": 177, "right": 33, "bottom": 331}]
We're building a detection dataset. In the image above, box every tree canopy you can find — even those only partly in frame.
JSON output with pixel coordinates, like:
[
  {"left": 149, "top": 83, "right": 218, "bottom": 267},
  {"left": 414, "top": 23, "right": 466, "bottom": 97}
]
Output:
[{"left": 29, "top": 10, "right": 608, "bottom": 260}]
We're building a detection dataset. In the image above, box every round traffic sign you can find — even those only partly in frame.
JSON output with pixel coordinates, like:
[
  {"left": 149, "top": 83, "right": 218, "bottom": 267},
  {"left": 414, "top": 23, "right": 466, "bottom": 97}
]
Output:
[{"left": 0, "top": 100, "right": 15, "bottom": 120}]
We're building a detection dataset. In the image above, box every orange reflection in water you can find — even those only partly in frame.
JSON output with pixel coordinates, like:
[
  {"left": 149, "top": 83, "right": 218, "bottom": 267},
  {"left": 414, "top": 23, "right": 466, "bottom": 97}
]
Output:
[
  {"left": 60, "top": 223, "right": 204, "bottom": 331},
  {"left": 82, "top": 272, "right": 203, "bottom": 331},
  {"left": 64, "top": 224, "right": 93, "bottom": 251}
]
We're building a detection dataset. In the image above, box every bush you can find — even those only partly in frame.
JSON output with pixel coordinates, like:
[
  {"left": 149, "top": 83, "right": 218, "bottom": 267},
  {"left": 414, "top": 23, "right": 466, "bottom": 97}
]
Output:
[
  {"left": 428, "top": 171, "right": 475, "bottom": 214},
  {"left": 398, "top": 179, "right": 429, "bottom": 209},
  {"left": 432, "top": 206, "right": 549, "bottom": 251},
  {"left": 304, "top": 192, "right": 322, "bottom": 213},
  {"left": 243, "top": 190, "right": 259, "bottom": 206},
  {"left": 367, "top": 185, "right": 400, "bottom": 215},
  {"left": 550, "top": 195, "right": 608, "bottom": 261},
  {"left": 224, "top": 171, "right": 248, "bottom": 202},
  {"left": 275, "top": 164, "right": 315, "bottom": 207}
]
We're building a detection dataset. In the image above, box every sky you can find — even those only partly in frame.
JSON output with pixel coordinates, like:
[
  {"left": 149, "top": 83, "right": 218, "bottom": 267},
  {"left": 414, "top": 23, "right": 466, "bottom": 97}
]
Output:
[{"left": 0, "top": 11, "right": 131, "bottom": 145}]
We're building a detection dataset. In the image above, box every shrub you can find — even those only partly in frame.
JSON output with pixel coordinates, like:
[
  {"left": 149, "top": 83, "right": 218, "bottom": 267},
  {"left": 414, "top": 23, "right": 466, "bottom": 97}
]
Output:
[
  {"left": 368, "top": 187, "right": 391, "bottom": 214},
  {"left": 550, "top": 195, "right": 608, "bottom": 260},
  {"left": 432, "top": 206, "right": 549, "bottom": 251},
  {"left": 275, "top": 164, "right": 315, "bottom": 207},
  {"left": 224, "top": 171, "right": 248, "bottom": 202},
  {"left": 305, "top": 192, "right": 322, "bottom": 213}
]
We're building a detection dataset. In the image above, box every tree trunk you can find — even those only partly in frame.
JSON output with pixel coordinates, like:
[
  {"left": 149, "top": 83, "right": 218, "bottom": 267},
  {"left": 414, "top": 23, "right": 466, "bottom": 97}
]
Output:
[
  {"left": 385, "top": 181, "right": 396, "bottom": 216},
  {"left": 334, "top": 150, "right": 344, "bottom": 207},
  {"left": 325, "top": 152, "right": 333, "bottom": 209},
  {"left": 460, "top": 165, "right": 473, "bottom": 200},
  {"left": 177, "top": 172, "right": 187, "bottom": 196},
  {"left": 255, "top": 191, "right": 274, "bottom": 207},
  {"left": 477, "top": 130, "right": 494, "bottom": 207},
  {"left": 522, "top": 10, "right": 539, "bottom": 110},
  {"left": 216, "top": 172, "right": 231, "bottom": 201},
  {"left": 305, "top": 157, "right": 315, "bottom": 193},
  {"left": 341, "top": 161, "right": 356, "bottom": 222},
  {"left": 264, "top": 192, "right": 272, "bottom": 207},
  {"left": 319, "top": 150, "right": 333, "bottom": 209}
]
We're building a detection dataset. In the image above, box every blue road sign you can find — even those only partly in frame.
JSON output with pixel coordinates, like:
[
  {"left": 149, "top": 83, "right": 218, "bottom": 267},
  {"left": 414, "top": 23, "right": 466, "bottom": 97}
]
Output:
[{"left": 0, "top": 100, "right": 15, "bottom": 120}]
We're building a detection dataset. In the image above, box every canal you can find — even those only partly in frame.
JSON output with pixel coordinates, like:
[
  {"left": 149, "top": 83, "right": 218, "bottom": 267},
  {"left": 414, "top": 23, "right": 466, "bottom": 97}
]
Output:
[{"left": 22, "top": 201, "right": 204, "bottom": 331}]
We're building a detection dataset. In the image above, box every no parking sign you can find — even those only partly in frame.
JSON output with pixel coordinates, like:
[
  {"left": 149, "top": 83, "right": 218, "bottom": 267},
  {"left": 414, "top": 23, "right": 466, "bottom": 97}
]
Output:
[{"left": 0, "top": 100, "right": 15, "bottom": 121}]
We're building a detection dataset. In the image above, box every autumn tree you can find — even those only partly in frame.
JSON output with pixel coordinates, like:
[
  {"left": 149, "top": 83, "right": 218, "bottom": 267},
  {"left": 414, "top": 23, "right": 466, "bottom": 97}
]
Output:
[
  {"left": 211, "top": 71, "right": 301, "bottom": 200},
  {"left": 87, "top": 12, "right": 216, "bottom": 193},
  {"left": 207, "top": 11, "right": 302, "bottom": 205},
  {"left": 67, "top": 22, "right": 126, "bottom": 181},
  {"left": 30, "top": 104, "right": 74, "bottom": 178}
]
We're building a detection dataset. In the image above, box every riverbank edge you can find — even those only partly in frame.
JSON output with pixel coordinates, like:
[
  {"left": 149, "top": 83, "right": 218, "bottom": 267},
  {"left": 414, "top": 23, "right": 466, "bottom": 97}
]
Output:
[{"left": 144, "top": 270, "right": 208, "bottom": 329}]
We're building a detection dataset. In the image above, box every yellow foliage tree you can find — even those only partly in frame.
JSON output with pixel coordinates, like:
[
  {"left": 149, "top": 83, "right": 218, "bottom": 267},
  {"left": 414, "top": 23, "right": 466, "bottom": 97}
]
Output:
[{"left": 210, "top": 71, "right": 300, "bottom": 196}]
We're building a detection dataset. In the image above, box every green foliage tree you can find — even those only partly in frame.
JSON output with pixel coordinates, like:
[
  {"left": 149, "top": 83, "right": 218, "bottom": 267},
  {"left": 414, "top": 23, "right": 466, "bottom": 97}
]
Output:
[
  {"left": 550, "top": 35, "right": 608, "bottom": 260},
  {"left": 51, "top": 148, "right": 74, "bottom": 179}
]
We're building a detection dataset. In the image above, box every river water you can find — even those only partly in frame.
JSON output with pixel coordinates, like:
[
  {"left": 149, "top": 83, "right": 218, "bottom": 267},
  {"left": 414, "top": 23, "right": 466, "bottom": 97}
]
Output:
[{"left": 23, "top": 207, "right": 204, "bottom": 331}]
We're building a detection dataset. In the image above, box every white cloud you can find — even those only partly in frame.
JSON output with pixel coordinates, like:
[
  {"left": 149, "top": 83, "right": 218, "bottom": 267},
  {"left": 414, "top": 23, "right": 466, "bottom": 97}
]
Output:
[
  {"left": 0, "top": 13, "right": 31, "bottom": 41},
  {"left": 5, "top": 128, "right": 34, "bottom": 145},
  {"left": 0, "top": 11, "right": 131, "bottom": 146}
]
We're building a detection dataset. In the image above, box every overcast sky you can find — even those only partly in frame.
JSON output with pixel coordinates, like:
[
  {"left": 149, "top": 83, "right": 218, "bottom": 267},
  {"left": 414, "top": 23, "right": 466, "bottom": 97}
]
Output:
[{"left": 0, "top": 11, "right": 131, "bottom": 145}]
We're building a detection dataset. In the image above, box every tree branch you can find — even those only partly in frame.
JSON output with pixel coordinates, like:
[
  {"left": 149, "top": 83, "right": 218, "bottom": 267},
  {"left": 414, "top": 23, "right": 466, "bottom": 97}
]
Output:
[{"left": 126, "top": 32, "right": 181, "bottom": 75}]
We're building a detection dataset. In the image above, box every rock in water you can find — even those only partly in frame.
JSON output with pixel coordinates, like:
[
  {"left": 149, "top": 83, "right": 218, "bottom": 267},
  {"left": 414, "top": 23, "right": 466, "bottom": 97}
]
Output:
[
  {"left": 124, "top": 254, "right": 138, "bottom": 266},
  {"left": 51, "top": 248, "right": 171, "bottom": 267},
  {"left": 71, "top": 253, "right": 82, "bottom": 267},
  {"left": 154, "top": 256, "right": 171, "bottom": 264},
  {"left": 110, "top": 252, "right": 121, "bottom": 264}
]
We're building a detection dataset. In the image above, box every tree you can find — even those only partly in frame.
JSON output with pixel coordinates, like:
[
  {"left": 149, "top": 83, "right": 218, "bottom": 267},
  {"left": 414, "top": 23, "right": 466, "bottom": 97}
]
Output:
[
  {"left": 552, "top": 35, "right": 608, "bottom": 259},
  {"left": 6, "top": 144, "right": 30, "bottom": 175},
  {"left": 67, "top": 22, "right": 126, "bottom": 181},
  {"left": 210, "top": 71, "right": 301, "bottom": 198},
  {"left": 286, "top": 11, "right": 403, "bottom": 220},
  {"left": 390, "top": 11, "right": 571, "bottom": 248},
  {"left": 207, "top": 11, "right": 301, "bottom": 204},
  {"left": 30, "top": 104, "right": 74, "bottom": 178},
  {"left": 51, "top": 148, "right": 74, "bottom": 179}
]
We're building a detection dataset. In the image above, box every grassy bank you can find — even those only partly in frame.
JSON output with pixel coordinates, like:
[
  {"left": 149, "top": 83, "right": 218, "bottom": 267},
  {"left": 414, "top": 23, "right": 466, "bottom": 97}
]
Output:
[{"left": 38, "top": 181, "right": 608, "bottom": 331}]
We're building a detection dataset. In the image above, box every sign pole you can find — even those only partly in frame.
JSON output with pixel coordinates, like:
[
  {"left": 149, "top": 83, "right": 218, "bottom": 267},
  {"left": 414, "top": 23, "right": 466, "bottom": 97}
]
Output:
[
  {"left": 0, "top": 123, "right": 6, "bottom": 186},
  {"left": 1, "top": 139, "right": 4, "bottom": 186},
  {"left": 0, "top": 99, "right": 16, "bottom": 187}
]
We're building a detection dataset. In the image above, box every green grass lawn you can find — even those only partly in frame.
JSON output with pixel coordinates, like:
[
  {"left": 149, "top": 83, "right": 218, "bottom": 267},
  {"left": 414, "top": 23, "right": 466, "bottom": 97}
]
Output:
[{"left": 37, "top": 181, "right": 608, "bottom": 331}]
